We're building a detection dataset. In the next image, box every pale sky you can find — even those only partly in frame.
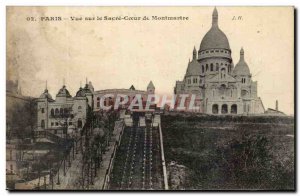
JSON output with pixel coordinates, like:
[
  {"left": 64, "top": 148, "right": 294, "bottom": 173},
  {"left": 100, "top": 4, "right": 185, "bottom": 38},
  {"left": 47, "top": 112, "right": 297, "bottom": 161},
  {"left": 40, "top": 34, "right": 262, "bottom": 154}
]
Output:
[{"left": 7, "top": 7, "right": 294, "bottom": 115}]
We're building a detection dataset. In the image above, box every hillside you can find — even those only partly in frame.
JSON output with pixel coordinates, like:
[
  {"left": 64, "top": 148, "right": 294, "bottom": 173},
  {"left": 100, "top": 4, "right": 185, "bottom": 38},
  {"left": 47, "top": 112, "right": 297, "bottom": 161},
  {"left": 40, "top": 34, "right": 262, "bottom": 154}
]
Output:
[{"left": 161, "top": 114, "right": 294, "bottom": 190}]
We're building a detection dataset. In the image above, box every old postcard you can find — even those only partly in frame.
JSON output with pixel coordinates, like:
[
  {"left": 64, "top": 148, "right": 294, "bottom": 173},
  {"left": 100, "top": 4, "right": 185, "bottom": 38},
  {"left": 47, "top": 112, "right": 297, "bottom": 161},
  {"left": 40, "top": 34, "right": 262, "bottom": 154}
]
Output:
[{"left": 6, "top": 6, "right": 294, "bottom": 191}]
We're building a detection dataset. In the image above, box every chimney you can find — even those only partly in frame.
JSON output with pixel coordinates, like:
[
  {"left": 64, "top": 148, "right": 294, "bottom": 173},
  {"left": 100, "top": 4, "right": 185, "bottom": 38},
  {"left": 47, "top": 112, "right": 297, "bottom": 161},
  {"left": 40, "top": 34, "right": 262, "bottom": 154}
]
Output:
[{"left": 276, "top": 100, "right": 278, "bottom": 111}]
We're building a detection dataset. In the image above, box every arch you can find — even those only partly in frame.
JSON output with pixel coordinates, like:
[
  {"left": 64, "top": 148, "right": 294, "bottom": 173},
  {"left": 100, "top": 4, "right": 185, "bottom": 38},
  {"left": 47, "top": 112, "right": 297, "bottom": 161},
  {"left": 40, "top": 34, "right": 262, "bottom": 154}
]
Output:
[
  {"left": 51, "top": 109, "right": 54, "bottom": 117},
  {"left": 210, "top": 63, "right": 213, "bottom": 71},
  {"left": 219, "top": 84, "right": 226, "bottom": 96},
  {"left": 220, "top": 68, "right": 226, "bottom": 79},
  {"left": 109, "top": 97, "right": 113, "bottom": 105},
  {"left": 221, "top": 104, "right": 228, "bottom": 114},
  {"left": 231, "top": 104, "right": 237, "bottom": 114},
  {"left": 241, "top": 89, "right": 249, "bottom": 98},
  {"left": 97, "top": 97, "right": 100, "bottom": 108},
  {"left": 202, "top": 65, "right": 205, "bottom": 73},
  {"left": 41, "top": 120, "right": 45, "bottom": 128},
  {"left": 64, "top": 108, "right": 68, "bottom": 115},
  {"left": 206, "top": 64, "right": 208, "bottom": 71},
  {"left": 77, "top": 119, "right": 83, "bottom": 128},
  {"left": 212, "top": 104, "right": 218, "bottom": 114},
  {"left": 55, "top": 108, "right": 59, "bottom": 116}
]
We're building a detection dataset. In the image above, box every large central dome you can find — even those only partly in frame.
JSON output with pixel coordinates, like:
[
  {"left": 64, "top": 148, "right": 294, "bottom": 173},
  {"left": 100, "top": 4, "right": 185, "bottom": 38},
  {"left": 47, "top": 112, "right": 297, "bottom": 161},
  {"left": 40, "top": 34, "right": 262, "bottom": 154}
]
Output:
[{"left": 199, "top": 8, "right": 230, "bottom": 51}]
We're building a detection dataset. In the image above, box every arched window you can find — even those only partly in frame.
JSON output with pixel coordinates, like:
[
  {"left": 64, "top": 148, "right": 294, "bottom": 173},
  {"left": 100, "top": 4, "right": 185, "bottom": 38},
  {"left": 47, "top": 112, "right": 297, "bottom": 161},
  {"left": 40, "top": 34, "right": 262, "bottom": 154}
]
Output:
[
  {"left": 55, "top": 108, "right": 59, "bottom": 116},
  {"left": 78, "top": 119, "right": 83, "bottom": 128},
  {"left": 221, "top": 104, "right": 228, "bottom": 114},
  {"left": 97, "top": 97, "right": 100, "bottom": 108},
  {"left": 64, "top": 108, "right": 68, "bottom": 116},
  {"left": 78, "top": 106, "right": 82, "bottom": 112},
  {"left": 202, "top": 65, "right": 205, "bottom": 73},
  {"left": 212, "top": 104, "right": 218, "bottom": 114},
  {"left": 51, "top": 109, "right": 54, "bottom": 117},
  {"left": 219, "top": 84, "right": 226, "bottom": 95},
  {"left": 210, "top": 63, "right": 213, "bottom": 71},
  {"left": 221, "top": 68, "right": 226, "bottom": 79},
  {"left": 41, "top": 120, "right": 45, "bottom": 128},
  {"left": 206, "top": 64, "right": 208, "bottom": 71},
  {"left": 231, "top": 104, "right": 237, "bottom": 114},
  {"left": 109, "top": 97, "right": 114, "bottom": 106},
  {"left": 241, "top": 90, "right": 248, "bottom": 98}
]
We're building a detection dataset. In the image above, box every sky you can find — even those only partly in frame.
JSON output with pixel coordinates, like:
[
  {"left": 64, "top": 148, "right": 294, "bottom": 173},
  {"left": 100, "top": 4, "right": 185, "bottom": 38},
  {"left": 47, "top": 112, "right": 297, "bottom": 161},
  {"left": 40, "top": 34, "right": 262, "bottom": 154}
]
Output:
[{"left": 6, "top": 6, "right": 294, "bottom": 115}]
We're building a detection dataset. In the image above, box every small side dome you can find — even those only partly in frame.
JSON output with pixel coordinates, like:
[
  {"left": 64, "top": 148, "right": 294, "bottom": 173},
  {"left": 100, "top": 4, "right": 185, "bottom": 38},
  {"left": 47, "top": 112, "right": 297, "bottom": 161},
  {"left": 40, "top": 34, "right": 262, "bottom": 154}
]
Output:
[
  {"left": 233, "top": 48, "right": 251, "bottom": 76},
  {"left": 129, "top": 85, "right": 135, "bottom": 90},
  {"left": 83, "top": 84, "right": 92, "bottom": 95},
  {"left": 75, "top": 87, "right": 85, "bottom": 97},
  {"left": 186, "top": 59, "right": 201, "bottom": 76},
  {"left": 56, "top": 85, "right": 72, "bottom": 98},
  {"left": 40, "top": 89, "right": 53, "bottom": 99},
  {"left": 147, "top": 81, "right": 155, "bottom": 89},
  {"left": 76, "top": 83, "right": 93, "bottom": 97}
]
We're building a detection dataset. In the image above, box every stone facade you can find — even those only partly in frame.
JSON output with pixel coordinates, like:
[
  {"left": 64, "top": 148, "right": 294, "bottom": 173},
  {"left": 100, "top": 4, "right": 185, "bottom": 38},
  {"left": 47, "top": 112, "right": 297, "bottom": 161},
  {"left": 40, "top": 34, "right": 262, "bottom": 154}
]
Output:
[
  {"left": 36, "top": 83, "right": 93, "bottom": 136},
  {"left": 174, "top": 8, "right": 265, "bottom": 115}
]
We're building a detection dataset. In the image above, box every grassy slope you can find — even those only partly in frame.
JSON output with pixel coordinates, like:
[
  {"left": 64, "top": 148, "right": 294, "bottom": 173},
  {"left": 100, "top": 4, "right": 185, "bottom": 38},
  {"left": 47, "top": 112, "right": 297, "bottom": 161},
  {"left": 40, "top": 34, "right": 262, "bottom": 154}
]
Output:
[{"left": 161, "top": 114, "right": 294, "bottom": 190}]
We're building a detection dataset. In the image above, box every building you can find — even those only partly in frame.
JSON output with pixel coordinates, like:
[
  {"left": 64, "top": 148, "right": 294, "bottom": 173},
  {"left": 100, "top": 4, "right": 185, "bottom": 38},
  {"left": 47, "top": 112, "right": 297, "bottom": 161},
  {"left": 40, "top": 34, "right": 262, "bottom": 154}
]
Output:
[
  {"left": 6, "top": 79, "right": 37, "bottom": 139},
  {"left": 174, "top": 8, "right": 265, "bottom": 115},
  {"left": 36, "top": 82, "right": 93, "bottom": 136},
  {"left": 36, "top": 81, "right": 155, "bottom": 136},
  {"left": 265, "top": 100, "right": 286, "bottom": 116}
]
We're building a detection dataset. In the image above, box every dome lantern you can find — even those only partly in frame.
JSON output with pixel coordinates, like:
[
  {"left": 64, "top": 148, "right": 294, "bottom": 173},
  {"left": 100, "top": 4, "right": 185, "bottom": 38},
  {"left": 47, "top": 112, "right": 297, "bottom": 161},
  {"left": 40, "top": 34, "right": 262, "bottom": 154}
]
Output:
[
  {"left": 193, "top": 46, "right": 197, "bottom": 60},
  {"left": 212, "top": 7, "right": 218, "bottom": 27},
  {"left": 185, "top": 58, "right": 201, "bottom": 77}
]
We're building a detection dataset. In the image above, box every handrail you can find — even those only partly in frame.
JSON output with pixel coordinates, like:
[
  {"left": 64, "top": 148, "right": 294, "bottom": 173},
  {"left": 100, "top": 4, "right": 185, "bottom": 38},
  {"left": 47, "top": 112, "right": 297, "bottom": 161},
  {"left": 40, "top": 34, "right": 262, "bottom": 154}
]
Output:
[{"left": 158, "top": 123, "right": 169, "bottom": 190}]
